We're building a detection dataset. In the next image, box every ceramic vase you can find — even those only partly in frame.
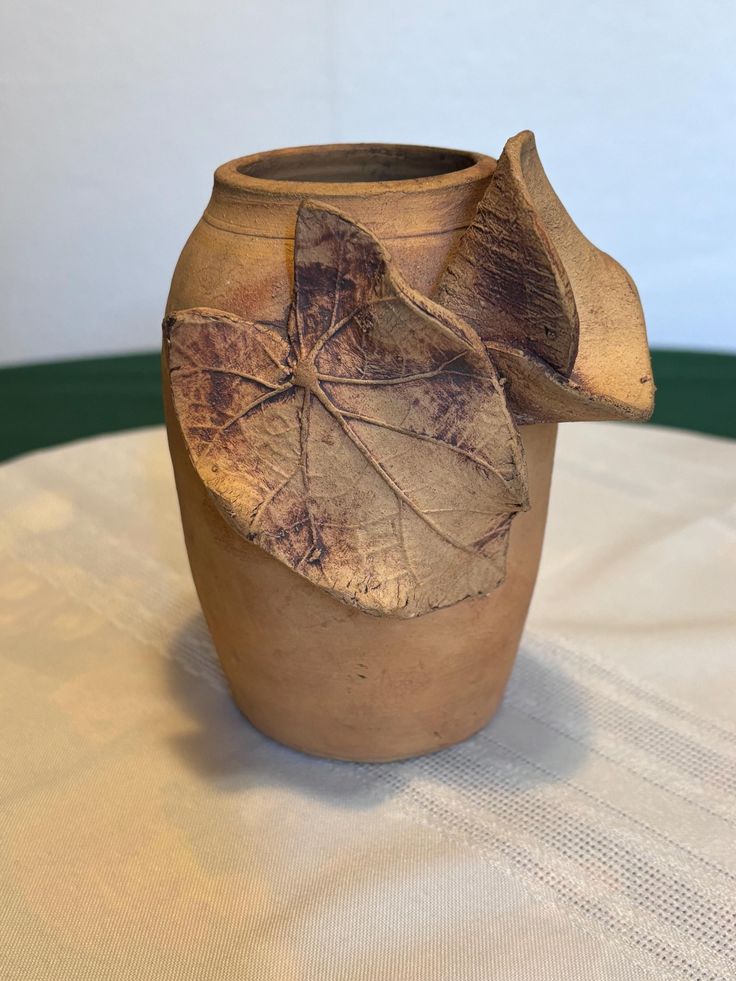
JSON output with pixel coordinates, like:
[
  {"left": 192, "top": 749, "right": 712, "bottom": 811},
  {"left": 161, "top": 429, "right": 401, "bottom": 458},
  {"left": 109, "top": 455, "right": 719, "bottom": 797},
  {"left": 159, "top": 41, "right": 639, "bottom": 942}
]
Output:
[{"left": 163, "top": 137, "right": 653, "bottom": 761}]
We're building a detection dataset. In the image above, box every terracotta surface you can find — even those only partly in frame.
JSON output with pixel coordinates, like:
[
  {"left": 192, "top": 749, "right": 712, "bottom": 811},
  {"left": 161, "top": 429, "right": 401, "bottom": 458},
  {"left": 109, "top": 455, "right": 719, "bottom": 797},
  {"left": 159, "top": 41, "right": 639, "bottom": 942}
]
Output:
[
  {"left": 165, "top": 392, "right": 555, "bottom": 761},
  {"left": 163, "top": 140, "right": 646, "bottom": 761}
]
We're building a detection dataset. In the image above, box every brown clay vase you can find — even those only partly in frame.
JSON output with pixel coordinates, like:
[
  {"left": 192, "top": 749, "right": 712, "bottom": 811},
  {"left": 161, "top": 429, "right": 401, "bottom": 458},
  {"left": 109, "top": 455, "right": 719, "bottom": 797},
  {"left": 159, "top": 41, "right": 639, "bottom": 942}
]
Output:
[{"left": 163, "top": 137, "right": 653, "bottom": 762}]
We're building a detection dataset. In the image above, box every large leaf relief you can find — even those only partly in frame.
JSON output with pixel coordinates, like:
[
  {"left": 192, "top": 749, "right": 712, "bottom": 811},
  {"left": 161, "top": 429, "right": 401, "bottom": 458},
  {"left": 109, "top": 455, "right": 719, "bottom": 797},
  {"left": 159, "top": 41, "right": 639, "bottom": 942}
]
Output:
[{"left": 167, "top": 202, "right": 529, "bottom": 617}]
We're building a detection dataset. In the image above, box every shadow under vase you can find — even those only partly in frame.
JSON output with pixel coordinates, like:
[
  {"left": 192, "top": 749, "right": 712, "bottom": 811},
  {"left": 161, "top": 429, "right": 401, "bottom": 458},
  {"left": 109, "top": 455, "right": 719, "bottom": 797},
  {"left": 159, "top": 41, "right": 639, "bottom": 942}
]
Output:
[{"left": 163, "top": 603, "right": 591, "bottom": 810}]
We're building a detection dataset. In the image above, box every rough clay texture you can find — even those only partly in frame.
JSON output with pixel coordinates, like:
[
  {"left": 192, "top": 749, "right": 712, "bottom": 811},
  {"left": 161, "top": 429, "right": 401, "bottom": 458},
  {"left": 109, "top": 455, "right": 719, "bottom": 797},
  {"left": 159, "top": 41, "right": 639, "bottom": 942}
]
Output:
[
  {"left": 437, "top": 131, "right": 655, "bottom": 424},
  {"left": 167, "top": 202, "right": 528, "bottom": 618},
  {"left": 162, "top": 137, "right": 653, "bottom": 757}
]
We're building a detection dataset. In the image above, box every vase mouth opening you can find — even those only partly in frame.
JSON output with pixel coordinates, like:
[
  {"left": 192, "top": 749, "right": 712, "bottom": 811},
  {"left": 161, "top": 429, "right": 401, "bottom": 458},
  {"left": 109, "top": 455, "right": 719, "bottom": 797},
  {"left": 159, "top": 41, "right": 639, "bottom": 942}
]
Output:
[{"left": 215, "top": 143, "right": 493, "bottom": 196}]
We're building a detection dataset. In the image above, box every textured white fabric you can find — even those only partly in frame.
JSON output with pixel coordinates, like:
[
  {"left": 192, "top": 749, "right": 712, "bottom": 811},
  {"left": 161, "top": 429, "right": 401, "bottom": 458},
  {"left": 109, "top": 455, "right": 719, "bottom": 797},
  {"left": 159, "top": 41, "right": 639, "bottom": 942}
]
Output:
[{"left": 0, "top": 423, "right": 734, "bottom": 980}]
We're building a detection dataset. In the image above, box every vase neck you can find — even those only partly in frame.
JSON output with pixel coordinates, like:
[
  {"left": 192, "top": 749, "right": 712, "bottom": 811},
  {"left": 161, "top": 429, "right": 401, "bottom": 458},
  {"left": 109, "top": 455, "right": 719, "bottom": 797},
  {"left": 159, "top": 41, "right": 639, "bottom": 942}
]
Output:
[{"left": 204, "top": 142, "right": 495, "bottom": 242}]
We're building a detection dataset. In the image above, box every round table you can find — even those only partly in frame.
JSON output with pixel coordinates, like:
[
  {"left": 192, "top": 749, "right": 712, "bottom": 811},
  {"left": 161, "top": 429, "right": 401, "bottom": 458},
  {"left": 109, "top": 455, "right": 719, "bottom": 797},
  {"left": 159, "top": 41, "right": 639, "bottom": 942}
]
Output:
[{"left": 1, "top": 423, "right": 734, "bottom": 980}]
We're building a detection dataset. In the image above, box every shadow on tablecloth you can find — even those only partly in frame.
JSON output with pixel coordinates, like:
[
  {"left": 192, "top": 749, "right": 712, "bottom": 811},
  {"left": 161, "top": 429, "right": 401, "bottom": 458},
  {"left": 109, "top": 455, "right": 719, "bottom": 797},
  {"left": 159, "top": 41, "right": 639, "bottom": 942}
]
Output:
[{"left": 163, "top": 613, "right": 591, "bottom": 810}]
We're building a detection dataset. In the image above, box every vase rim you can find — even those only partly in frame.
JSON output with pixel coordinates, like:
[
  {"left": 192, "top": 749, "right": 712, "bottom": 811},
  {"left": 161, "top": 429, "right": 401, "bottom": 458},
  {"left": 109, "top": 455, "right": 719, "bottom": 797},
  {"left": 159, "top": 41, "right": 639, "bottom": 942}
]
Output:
[{"left": 214, "top": 142, "right": 495, "bottom": 197}]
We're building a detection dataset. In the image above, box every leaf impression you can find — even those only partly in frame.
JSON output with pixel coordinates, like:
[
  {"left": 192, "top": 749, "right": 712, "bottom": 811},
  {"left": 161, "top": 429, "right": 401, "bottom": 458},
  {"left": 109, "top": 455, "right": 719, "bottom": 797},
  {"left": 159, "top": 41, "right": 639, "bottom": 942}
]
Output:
[
  {"left": 437, "top": 131, "right": 655, "bottom": 424},
  {"left": 166, "top": 201, "right": 529, "bottom": 618}
]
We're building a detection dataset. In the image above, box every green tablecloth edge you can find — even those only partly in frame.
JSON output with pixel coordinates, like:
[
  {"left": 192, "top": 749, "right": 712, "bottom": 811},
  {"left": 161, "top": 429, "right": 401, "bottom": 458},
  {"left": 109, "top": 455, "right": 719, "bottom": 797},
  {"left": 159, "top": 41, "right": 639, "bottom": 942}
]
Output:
[{"left": 0, "top": 348, "right": 733, "bottom": 463}]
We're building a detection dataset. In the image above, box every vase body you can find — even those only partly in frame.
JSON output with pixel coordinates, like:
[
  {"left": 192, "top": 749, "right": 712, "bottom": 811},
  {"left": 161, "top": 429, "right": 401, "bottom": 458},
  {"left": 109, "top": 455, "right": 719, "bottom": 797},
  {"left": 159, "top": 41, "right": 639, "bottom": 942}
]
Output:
[{"left": 164, "top": 144, "right": 557, "bottom": 762}]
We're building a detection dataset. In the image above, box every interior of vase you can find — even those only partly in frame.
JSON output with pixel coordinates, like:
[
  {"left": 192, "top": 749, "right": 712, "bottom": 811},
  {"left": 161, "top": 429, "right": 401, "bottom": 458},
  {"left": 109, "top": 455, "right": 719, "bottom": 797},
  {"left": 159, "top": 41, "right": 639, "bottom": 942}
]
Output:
[{"left": 238, "top": 145, "right": 478, "bottom": 183}]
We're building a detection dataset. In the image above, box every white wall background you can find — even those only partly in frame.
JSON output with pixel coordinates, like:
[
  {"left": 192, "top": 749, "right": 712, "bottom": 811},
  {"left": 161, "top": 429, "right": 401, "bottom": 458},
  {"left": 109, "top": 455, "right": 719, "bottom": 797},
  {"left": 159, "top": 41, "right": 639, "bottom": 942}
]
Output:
[{"left": 1, "top": 0, "right": 734, "bottom": 365}]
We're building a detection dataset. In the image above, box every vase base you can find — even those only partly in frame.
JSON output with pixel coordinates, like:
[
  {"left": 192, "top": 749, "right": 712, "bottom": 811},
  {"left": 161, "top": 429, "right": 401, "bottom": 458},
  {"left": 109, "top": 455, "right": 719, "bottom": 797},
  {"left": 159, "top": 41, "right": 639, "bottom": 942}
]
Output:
[{"left": 228, "top": 684, "right": 507, "bottom": 763}]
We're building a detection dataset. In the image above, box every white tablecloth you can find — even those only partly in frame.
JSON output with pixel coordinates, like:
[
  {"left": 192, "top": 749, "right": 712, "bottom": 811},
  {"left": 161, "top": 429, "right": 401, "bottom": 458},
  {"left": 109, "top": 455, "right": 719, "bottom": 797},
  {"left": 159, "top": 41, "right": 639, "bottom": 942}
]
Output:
[{"left": 1, "top": 423, "right": 734, "bottom": 981}]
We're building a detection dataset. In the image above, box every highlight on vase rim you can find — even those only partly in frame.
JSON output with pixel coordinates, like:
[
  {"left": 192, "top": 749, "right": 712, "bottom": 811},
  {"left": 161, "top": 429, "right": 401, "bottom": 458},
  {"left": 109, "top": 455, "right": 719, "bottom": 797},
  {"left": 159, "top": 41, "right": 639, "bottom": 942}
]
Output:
[
  {"left": 165, "top": 130, "right": 654, "bottom": 619},
  {"left": 218, "top": 142, "right": 491, "bottom": 190}
]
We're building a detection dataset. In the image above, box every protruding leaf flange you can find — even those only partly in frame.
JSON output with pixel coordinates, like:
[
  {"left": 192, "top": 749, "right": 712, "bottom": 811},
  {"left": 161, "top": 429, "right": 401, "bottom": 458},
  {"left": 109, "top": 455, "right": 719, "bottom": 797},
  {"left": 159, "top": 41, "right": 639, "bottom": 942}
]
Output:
[{"left": 437, "top": 130, "right": 655, "bottom": 424}]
